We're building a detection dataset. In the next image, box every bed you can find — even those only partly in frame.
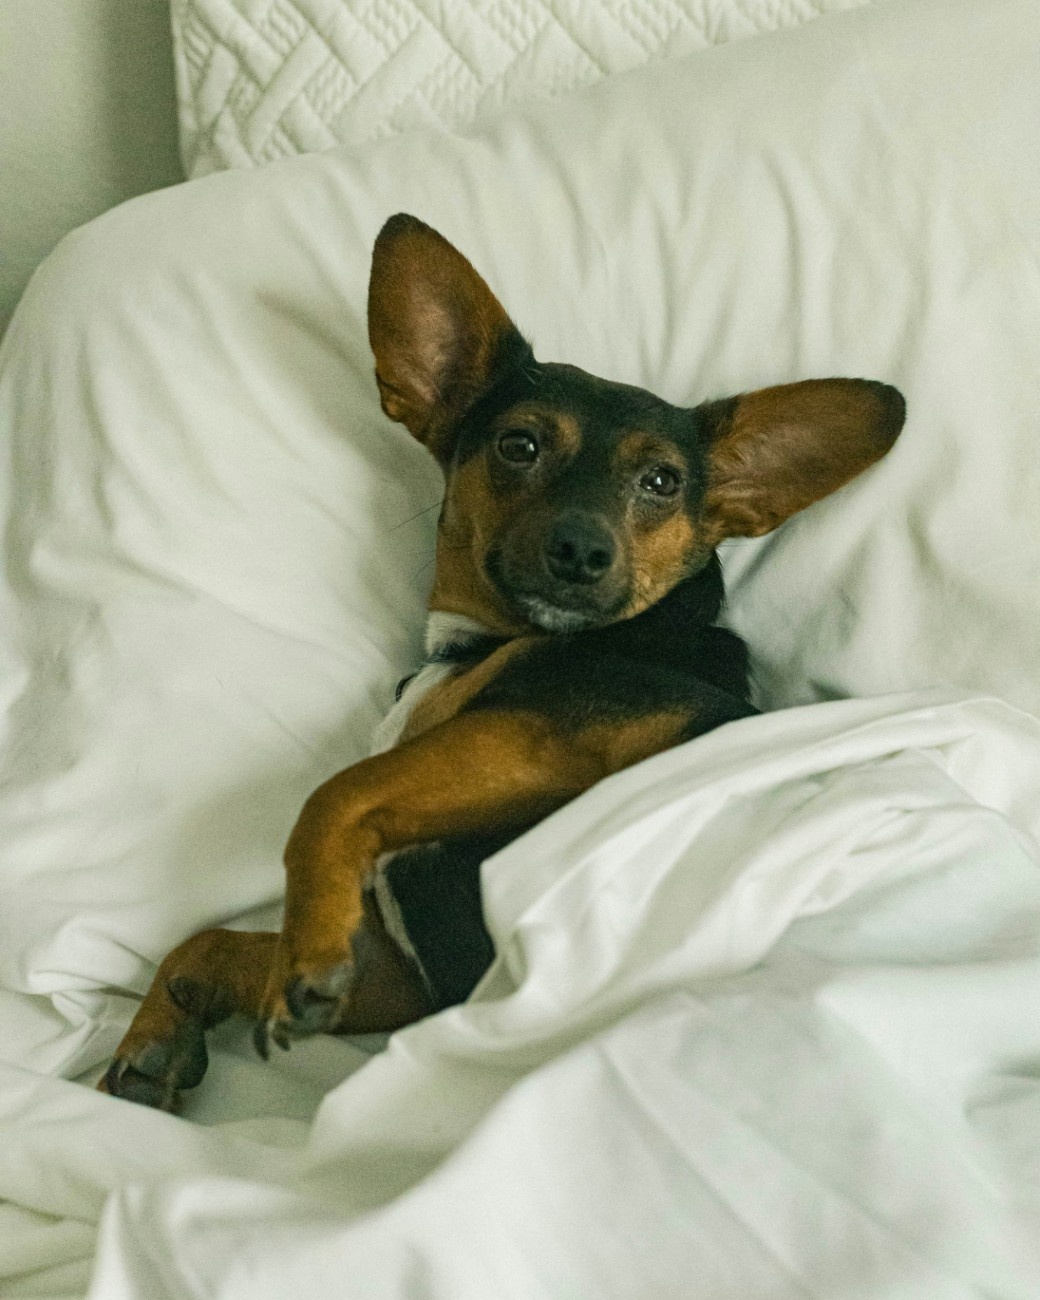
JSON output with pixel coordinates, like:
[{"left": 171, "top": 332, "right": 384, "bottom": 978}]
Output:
[{"left": 2, "top": 0, "right": 1040, "bottom": 1294}]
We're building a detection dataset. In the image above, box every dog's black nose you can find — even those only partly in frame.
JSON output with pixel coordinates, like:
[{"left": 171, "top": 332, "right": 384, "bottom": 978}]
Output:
[{"left": 544, "top": 512, "right": 616, "bottom": 585}]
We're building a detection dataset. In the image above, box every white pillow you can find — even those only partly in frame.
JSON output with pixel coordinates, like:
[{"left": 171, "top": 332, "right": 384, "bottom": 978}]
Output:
[
  {"left": 171, "top": 0, "right": 873, "bottom": 177},
  {"left": 3, "top": 0, "right": 1039, "bottom": 1076}
]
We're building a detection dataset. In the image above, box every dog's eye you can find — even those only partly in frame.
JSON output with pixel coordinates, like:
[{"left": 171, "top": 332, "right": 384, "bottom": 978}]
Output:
[
  {"left": 497, "top": 431, "right": 540, "bottom": 464},
  {"left": 639, "top": 466, "right": 682, "bottom": 497}
]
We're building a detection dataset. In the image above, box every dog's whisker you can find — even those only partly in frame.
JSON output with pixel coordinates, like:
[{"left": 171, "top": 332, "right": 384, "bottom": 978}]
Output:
[
  {"left": 383, "top": 500, "right": 443, "bottom": 534},
  {"left": 408, "top": 558, "right": 436, "bottom": 587}
]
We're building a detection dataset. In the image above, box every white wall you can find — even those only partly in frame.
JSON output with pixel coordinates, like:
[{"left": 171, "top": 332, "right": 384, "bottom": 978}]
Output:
[{"left": 0, "top": 0, "right": 183, "bottom": 334}]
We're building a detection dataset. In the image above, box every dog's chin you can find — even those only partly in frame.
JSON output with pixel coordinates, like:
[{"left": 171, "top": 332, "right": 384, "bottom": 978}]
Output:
[
  {"left": 484, "top": 550, "right": 626, "bottom": 634},
  {"left": 512, "top": 595, "right": 599, "bottom": 634}
]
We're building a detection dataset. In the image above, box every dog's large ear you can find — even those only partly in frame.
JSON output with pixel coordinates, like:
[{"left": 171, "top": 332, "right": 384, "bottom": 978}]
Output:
[
  {"left": 367, "top": 214, "right": 529, "bottom": 463},
  {"left": 697, "top": 379, "right": 905, "bottom": 544}
]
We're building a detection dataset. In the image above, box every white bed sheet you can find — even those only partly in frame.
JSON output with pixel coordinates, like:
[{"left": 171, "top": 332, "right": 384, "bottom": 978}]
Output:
[
  {"left": 2, "top": 0, "right": 1040, "bottom": 1293},
  {"left": 5, "top": 695, "right": 1040, "bottom": 1296}
]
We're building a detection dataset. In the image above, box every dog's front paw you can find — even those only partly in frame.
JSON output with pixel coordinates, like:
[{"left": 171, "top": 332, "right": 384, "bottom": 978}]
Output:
[
  {"left": 100, "top": 976, "right": 233, "bottom": 1112},
  {"left": 253, "top": 950, "right": 356, "bottom": 1058}
]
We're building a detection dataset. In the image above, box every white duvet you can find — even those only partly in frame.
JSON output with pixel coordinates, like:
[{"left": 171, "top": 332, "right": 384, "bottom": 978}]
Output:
[{"left": 2, "top": 0, "right": 1040, "bottom": 1294}]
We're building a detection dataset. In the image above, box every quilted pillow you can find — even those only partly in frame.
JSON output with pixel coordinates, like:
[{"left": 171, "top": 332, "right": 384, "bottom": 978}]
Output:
[{"left": 171, "top": 0, "right": 873, "bottom": 177}]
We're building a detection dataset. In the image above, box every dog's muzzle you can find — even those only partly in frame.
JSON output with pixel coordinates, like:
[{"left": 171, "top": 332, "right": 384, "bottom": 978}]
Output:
[{"left": 487, "top": 510, "right": 628, "bottom": 632}]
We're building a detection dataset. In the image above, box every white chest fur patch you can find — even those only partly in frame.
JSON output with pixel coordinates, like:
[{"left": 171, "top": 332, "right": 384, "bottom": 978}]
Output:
[
  {"left": 367, "top": 610, "right": 496, "bottom": 983},
  {"left": 368, "top": 611, "right": 495, "bottom": 755}
]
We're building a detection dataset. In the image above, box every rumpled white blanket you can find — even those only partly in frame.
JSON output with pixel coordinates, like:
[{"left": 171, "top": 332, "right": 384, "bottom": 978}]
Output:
[{"left": 4, "top": 694, "right": 1040, "bottom": 1295}]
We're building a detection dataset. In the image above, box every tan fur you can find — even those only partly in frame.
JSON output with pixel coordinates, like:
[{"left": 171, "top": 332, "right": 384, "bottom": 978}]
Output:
[
  {"left": 624, "top": 511, "right": 699, "bottom": 619},
  {"left": 367, "top": 217, "right": 519, "bottom": 462},
  {"left": 428, "top": 456, "right": 528, "bottom": 632},
  {"left": 703, "top": 380, "right": 902, "bottom": 542},
  {"left": 400, "top": 638, "right": 538, "bottom": 742},
  {"left": 494, "top": 404, "right": 583, "bottom": 457}
]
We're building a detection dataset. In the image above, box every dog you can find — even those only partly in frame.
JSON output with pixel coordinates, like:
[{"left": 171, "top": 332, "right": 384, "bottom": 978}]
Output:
[{"left": 101, "top": 214, "right": 905, "bottom": 1111}]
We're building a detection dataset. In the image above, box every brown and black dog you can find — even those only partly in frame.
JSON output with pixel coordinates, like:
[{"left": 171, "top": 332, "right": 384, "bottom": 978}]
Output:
[{"left": 102, "top": 214, "right": 905, "bottom": 1111}]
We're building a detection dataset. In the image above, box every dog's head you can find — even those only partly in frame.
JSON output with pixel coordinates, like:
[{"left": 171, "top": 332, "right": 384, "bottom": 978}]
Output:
[{"left": 368, "top": 214, "right": 905, "bottom": 636}]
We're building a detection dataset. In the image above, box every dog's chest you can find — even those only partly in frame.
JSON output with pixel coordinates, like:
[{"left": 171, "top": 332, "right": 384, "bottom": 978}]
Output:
[{"left": 368, "top": 611, "right": 499, "bottom": 755}]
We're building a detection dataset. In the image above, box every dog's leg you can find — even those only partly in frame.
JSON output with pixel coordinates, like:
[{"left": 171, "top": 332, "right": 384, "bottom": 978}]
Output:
[
  {"left": 101, "top": 928, "right": 274, "bottom": 1111},
  {"left": 104, "top": 896, "right": 434, "bottom": 1109},
  {"left": 257, "top": 706, "right": 687, "bottom": 1050}
]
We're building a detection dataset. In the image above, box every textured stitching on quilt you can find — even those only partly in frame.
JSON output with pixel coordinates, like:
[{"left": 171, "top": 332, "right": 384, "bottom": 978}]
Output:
[
  {"left": 307, "top": 58, "right": 356, "bottom": 119},
  {"left": 229, "top": 71, "right": 262, "bottom": 120},
  {"left": 359, "top": 0, "right": 418, "bottom": 52},
  {"left": 181, "top": 10, "right": 214, "bottom": 71},
  {"left": 413, "top": 51, "right": 482, "bottom": 124},
  {"left": 171, "top": 0, "right": 876, "bottom": 177},
  {"left": 484, "top": 0, "right": 545, "bottom": 52},
  {"left": 411, "top": 3, "right": 492, "bottom": 85},
  {"left": 614, "top": 0, "right": 685, "bottom": 53},
  {"left": 262, "top": 1, "right": 309, "bottom": 57}
]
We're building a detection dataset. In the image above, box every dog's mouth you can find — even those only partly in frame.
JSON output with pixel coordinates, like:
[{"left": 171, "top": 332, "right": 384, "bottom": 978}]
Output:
[
  {"left": 484, "top": 547, "right": 628, "bottom": 634},
  {"left": 510, "top": 594, "right": 599, "bottom": 633}
]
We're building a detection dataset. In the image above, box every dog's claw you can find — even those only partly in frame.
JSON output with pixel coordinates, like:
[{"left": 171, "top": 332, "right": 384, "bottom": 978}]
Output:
[
  {"left": 284, "top": 976, "right": 311, "bottom": 1022},
  {"left": 252, "top": 1014, "right": 295, "bottom": 1060},
  {"left": 252, "top": 1019, "right": 271, "bottom": 1061},
  {"left": 101, "top": 1013, "right": 210, "bottom": 1111},
  {"left": 100, "top": 974, "right": 236, "bottom": 1110},
  {"left": 257, "top": 958, "right": 356, "bottom": 1055}
]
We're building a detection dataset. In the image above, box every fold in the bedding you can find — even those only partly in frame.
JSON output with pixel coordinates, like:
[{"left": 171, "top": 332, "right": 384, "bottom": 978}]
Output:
[{"left": 3, "top": 696, "right": 1040, "bottom": 1295}]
